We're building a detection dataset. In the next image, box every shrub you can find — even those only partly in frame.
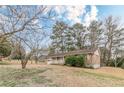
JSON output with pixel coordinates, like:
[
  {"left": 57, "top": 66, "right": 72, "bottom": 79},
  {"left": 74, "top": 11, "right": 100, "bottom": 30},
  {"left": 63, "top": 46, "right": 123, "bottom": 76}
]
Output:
[
  {"left": 106, "top": 59, "right": 115, "bottom": 67},
  {"left": 0, "top": 44, "right": 11, "bottom": 57},
  {"left": 121, "top": 63, "right": 124, "bottom": 69},
  {"left": 107, "top": 57, "right": 124, "bottom": 67},
  {"left": 65, "top": 56, "right": 77, "bottom": 66},
  {"left": 11, "top": 55, "right": 22, "bottom": 60},
  {"left": 76, "top": 55, "right": 85, "bottom": 67},
  {"left": 65, "top": 55, "right": 85, "bottom": 67},
  {"left": 116, "top": 57, "right": 124, "bottom": 67}
]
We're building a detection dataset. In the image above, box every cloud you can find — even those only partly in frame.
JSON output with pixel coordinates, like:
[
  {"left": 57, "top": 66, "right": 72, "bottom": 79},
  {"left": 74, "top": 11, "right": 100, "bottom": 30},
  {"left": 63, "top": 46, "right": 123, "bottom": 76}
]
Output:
[
  {"left": 54, "top": 6, "right": 66, "bottom": 14},
  {"left": 66, "top": 6, "right": 86, "bottom": 23},
  {"left": 90, "top": 5, "right": 98, "bottom": 21},
  {"left": 83, "top": 12, "right": 91, "bottom": 27},
  {"left": 53, "top": 6, "right": 86, "bottom": 24},
  {"left": 83, "top": 5, "right": 98, "bottom": 26},
  {"left": 53, "top": 5, "right": 98, "bottom": 25}
]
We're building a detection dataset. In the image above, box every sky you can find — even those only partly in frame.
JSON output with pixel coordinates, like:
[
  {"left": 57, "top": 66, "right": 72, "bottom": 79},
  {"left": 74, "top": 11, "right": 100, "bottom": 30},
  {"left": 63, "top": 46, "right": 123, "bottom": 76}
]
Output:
[
  {"left": 1, "top": 5, "right": 124, "bottom": 48},
  {"left": 0, "top": 5, "right": 124, "bottom": 26},
  {"left": 52, "top": 5, "right": 124, "bottom": 26},
  {"left": 97, "top": 5, "right": 124, "bottom": 22}
]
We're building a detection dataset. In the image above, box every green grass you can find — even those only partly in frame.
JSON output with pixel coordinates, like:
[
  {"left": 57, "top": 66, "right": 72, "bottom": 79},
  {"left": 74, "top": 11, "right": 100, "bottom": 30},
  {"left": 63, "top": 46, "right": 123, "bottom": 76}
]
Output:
[{"left": 0, "top": 67, "right": 53, "bottom": 87}]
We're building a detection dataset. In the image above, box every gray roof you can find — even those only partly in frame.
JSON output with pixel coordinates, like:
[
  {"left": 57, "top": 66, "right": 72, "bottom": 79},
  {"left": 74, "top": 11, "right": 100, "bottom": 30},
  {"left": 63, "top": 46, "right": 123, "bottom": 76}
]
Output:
[{"left": 48, "top": 48, "right": 97, "bottom": 58}]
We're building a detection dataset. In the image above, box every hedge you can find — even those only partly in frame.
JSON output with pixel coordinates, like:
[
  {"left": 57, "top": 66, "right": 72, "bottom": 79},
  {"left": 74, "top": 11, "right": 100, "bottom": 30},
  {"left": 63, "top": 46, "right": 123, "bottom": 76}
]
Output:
[{"left": 65, "top": 55, "right": 85, "bottom": 67}]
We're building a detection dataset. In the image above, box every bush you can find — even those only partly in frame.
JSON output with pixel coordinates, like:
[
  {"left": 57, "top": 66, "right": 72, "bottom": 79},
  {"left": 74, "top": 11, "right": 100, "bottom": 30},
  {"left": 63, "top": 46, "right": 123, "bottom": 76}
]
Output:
[
  {"left": 65, "top": 55, "right": 85, "bottom": 67},
  {"left": 11, "top": 55, "right": 22, "bottom": 60},
  {"left": 65, "top": 56, "right": 77, "bottom": 66},
  {"left": 106, "top": 59, "right": 115, "bottom": 67},
  {"left": 107, "top": 57, "right": 124, "bottom": 67},
  {"left": 116, "top": 57, "right": 124, "bottom": 67},
  {"left": 0, "top": 44, "right": 11, "bottom": 57},
  {"left": 0, "top": 38, "right": 12, "bottom": 57},
  {"left": 76, "top": 55, "right": 85, "bottom": 67},
  {"left": 121, "top": 63, "right": 124, "bottom": 69}
]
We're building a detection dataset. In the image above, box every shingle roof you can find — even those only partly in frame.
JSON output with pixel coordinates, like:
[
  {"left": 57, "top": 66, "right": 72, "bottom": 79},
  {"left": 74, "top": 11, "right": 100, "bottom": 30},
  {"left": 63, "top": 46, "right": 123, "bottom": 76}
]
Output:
[{"left": 48, "top": 48, "right": 97, "bottom": 58}]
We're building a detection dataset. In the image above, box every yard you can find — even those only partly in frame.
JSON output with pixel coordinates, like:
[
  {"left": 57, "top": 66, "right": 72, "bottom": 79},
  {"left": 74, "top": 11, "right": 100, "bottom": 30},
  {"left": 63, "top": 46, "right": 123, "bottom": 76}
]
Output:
[{"left": 0, "top": 61, "right": 124, "bottom": 87}]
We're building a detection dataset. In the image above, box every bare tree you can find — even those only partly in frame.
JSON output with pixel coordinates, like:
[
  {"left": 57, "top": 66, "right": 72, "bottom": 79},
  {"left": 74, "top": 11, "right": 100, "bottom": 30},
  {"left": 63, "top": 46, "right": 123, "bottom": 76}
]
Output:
[
  {"left": 11, "top": 29, "right": 48, "bottom": 68},
  {"left": 0, "top": 5, "right": 53, "bottom": 69},
  {"left": 0, "top": 6, "right": 52, "bottom": 38},
  {"left": 103, "top": 16, "right": 124, "bottom": 65}
]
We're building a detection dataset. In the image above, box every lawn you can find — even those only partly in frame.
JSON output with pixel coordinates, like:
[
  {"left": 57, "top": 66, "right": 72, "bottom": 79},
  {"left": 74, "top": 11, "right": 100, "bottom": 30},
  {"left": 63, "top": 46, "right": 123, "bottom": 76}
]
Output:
[
  {"left": 0, "top": 67, "right": 56, "bottom": 87},
  {"left": 0, "top": 61, "right": 10, "bottom": 65},
  {"left": 0, "top": 61, "right": 124, "bottom": 87}
]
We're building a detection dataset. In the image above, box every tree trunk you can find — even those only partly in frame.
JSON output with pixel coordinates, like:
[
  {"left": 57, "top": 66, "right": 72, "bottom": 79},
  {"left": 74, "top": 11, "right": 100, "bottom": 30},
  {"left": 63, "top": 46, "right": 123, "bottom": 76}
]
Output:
[
  {"left": 31, "top": 60, "right": 33, "bottom": 64},
  {"left": 21, "top": 59, "right": 28, "bottom": 69},
  {"left": 35, "top": 58, "right": 38, "bottom": 64},
  {"left": 114, "top": 62, "right": 117, "bottom": 67},
  {"left": 108, "top": 40, "right": 112, "bottom": 63},
  {"left": 0, "top": 57, "right": 2, "bottom": 61}
]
